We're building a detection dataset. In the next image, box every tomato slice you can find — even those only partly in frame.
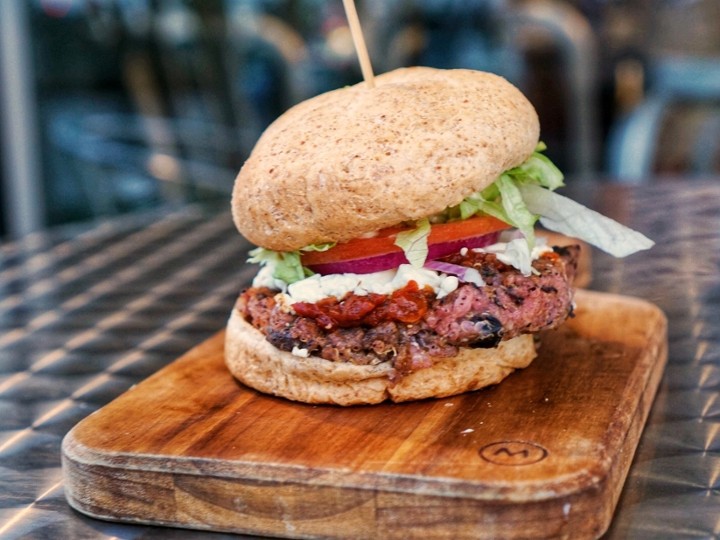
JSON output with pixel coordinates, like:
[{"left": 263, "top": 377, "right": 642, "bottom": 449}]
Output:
[
  {"left": 427, "top": 215, "right": 510, "bottom": 245},
  {"left": 301, "top": 215, "right": 510, "bottom": 272}
]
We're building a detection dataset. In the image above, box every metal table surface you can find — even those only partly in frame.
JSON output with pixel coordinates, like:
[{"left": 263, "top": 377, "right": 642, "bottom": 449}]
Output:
[{"left": 0, "top": 180, "right": 718, "bottom": 539}]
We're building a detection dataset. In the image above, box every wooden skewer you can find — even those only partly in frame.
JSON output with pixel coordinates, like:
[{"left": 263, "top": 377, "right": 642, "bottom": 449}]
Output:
[{"left": 342, "top": 0, "right": 375, "bottom": 88}]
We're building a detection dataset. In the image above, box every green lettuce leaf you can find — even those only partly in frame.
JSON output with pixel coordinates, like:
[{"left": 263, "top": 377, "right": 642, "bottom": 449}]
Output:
[
  {"left": 301, "top": 242, "right": 336, "bottom": 253},
  {"left": 394, "top": 218, "right": 431, "bottom": 268},
  {"left": 505, "top": 144, "right": 565, "bottom": 190},
  {"left": 495, "top": 173, "right": 538, "bottom": 247},
  {"left": 247, "top": 242, "right": 336, "bottom": 284},
  {"left": 452, "top": 143, "right": 562, "bottom": 247},
  {"left": 518, "top": 184, "right": 655, "bottom": 257},
  {"left": 248, "top": 248, "right": 308, "bottom": 284}
]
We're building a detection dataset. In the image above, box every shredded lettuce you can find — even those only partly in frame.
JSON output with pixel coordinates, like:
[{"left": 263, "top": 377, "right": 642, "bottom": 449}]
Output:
[
  {"left": 506, "top": 144, "right": 565, "bottom": 190},
  {"left": 248, "top": 242, "right": 335, "bottom": 284},
  {"left": 451, "top": 144, "right": 562, "bottom": 248},
  {"left": 457, "top": 145, "right": 653, "bottom": 258},
  {"left": 394, "top": 217, "right": 431, "bottom": 268},
  {"left": 518, "top": 184, "right": 655, "bottom": 257},
  {"left": 248, "top": 248, "right": 307, "bottom": 284},
  {"left": 495, "top": 174, "right": 538, "bottom": 247}
]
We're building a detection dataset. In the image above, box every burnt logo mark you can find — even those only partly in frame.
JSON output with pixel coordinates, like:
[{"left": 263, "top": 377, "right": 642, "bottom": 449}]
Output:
[{"left": 479, "top": 441, "right": 548, "bottom": 466}]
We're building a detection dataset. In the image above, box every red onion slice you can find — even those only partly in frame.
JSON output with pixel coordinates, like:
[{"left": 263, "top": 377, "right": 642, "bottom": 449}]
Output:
[
  {"left": 306, "top": 252, "right": 406, "bottom": 276},
  {"left": 424, "top": 260, "right": 484, "bottom": 286},
  {"left": 305, "top": 231, "right": 500, "bottom": 276}
]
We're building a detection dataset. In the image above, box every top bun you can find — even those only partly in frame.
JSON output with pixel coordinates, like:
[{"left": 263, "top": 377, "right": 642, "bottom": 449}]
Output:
[{"left": 232, "top": 67, "right": 539, "bottom": 251}]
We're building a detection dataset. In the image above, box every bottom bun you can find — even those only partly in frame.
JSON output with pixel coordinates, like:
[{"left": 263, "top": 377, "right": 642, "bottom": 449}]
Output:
[{"left": 225, "top": 308, "right": 537, "bottom": 406}]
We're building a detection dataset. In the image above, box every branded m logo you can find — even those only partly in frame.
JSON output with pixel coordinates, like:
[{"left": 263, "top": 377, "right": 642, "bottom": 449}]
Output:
[{"left": 479, "top": 441, "right": 548, "bottom": 466}]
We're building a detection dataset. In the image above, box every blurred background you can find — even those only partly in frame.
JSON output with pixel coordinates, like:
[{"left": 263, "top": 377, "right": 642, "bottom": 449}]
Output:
[{"left": 1, "top": 0, "right": 719, "bottom": 239}]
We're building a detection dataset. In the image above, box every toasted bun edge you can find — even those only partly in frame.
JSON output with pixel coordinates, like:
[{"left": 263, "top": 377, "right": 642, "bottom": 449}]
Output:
[{"left": 224, "top": 307, "right": 537, "bottom": 405}]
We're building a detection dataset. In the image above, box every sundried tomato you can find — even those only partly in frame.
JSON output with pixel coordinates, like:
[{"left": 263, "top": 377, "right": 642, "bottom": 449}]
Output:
[
  {"left": 293, "top": 293, "right": 385, "bottom": 330},
  {"left": 362, "top": 281, "right": 432, "bottom": 325},
  {"left": 291, "top": 282, "right": 433, "bottom": 329}
]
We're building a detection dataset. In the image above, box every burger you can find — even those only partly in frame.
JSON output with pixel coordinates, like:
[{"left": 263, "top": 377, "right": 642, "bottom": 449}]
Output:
[{"left": 226, "top": 67, "right": 652, "bottom": 405}]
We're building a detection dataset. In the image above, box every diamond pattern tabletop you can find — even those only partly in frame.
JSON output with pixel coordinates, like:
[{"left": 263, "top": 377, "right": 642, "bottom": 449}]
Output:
[{"left": 1, "top": 181, "right": 719, "bottom": 539}]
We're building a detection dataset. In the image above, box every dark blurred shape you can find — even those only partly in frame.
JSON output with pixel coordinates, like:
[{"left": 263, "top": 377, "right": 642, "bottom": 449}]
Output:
[
  {"left": 608, "top": 57, "right": 720, "bottom": 181},
  {"left": 0, "top": 1, "right": 45, "bottom": 238},
  {"left": 3, "top": 0, "right": 719, "bottom": 237},
  {"left": 365, "top": 0, "right": 599, "bottom": 177},
  {"left": 606, "top": 0, "right": 720, "bottom": 181},
  {"left": 46, "top": 107, "right": 244, "bottom": 218},
  {"left": 31, "top": 0, "right": 291, "bottom": 229}
]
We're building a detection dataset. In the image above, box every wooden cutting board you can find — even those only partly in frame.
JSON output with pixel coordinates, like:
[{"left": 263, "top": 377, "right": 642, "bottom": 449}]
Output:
[{"left": 62, "top": 289, "right": 667, "bottom": 539}]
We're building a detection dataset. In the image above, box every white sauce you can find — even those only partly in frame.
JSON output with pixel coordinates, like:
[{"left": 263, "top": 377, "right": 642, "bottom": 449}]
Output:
[
  {"left": 252, "top": 237, "right": 553, "bottom": 304},
  {"left": 278, "top": 264, "right": 460, "bottom": 304},
  {"left": 475, "top": 237, "right": 553, "bottom": 276},
  {"left": 253, "top": 264, "right": 289, "bottom": 291}
]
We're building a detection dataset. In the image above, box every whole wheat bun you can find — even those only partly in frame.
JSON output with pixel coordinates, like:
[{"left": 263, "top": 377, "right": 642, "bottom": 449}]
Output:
[
  {"left": 225, "top": 308, "right": 536, "bottom": 406},
  {"left": 232, "top": 66, "right": 540, "bottom": 251}
]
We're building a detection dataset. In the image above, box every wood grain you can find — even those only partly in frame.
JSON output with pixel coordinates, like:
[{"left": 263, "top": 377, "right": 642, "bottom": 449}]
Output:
[{"left": 62, "top": 290, "right": 666, "bottom": 539}]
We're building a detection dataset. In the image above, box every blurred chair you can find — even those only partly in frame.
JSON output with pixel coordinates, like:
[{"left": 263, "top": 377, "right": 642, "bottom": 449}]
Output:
[
  {"left": 607, "top": 56, "right": 720, "bottom": 182},
  {"left": 35, "top": 0, "right": 302, "bottom": 225},
  {"left": 46, "top": 108, "right": 242, "bottom": 219},
  {"left": 504, "top": 0, "right": 600, "bottom": 179}
]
